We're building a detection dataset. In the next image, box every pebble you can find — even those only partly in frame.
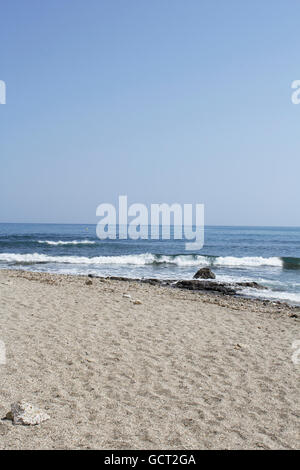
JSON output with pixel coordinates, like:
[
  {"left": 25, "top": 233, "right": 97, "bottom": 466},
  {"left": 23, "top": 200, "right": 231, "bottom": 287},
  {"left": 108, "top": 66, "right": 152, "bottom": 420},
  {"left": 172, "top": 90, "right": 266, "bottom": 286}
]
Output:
[{"left": 6, "top": 401, "right": 50, "bottom": 426}]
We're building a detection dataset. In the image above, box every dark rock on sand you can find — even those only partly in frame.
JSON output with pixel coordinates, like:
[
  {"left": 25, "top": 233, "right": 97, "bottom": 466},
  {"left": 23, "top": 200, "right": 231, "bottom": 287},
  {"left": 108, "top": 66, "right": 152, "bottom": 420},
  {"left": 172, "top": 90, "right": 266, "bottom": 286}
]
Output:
[
  {"left": 236, "top": 281, "right": 267, "bottom": 290},
  {"left": 289, "top": 313, "right": 298, "bottom": 318},
  {"left": 107, "top": 276, "right": 139, "bottom": 282},
  {"left": 175, "top": 280, "right": 236, "bottom": 295},
  {"left": 106, "top": 276, "right": 173, "bottom": 286},
  {"left": 193, "top": 267, "right": 216, "bottom": 280},
  {"left": 141, "top": 278, "right": 173, "bottom": 287},
  {"left": 141, "top": 278, "right": 162, "bottom": 286}
]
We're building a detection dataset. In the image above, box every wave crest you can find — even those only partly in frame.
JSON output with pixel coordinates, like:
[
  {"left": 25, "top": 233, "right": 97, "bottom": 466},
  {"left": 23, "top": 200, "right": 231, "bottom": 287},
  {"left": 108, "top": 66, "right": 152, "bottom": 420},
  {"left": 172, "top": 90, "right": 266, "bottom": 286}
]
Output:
[
  {"left": 37, "top": 240, "right": 95, "bottom": 246},
  {"left": 213, "top": 256, "right": 282, "bottom": 267},
  {"left": 0, "top": 252, "right": 284, "bottom": 267}
]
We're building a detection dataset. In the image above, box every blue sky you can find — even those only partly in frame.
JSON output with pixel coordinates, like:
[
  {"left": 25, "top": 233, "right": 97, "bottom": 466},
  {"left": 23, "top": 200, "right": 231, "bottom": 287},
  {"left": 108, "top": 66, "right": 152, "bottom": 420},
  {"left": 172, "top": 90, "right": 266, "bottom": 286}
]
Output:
[{"left": 1, "top": 0, "right": 299, "bottom": 225}]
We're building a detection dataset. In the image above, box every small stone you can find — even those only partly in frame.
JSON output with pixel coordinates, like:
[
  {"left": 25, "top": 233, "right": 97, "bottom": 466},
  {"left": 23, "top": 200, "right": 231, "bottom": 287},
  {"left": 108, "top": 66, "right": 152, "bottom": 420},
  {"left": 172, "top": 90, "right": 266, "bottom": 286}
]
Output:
[
  {"left": 5, "top": 411, "right": 13, "bottom": 421},
  {"left": 85, "top": 279, "right": 93, "bottom": 285},
  {"left": 132, "top": 299, "right": 142, "bottom": 305},
  {"left": 123, "top": 293, "right": 131, "bottom": 299},
  {"left": 7, "top": 401, "right": 50, "bottom": 426}
]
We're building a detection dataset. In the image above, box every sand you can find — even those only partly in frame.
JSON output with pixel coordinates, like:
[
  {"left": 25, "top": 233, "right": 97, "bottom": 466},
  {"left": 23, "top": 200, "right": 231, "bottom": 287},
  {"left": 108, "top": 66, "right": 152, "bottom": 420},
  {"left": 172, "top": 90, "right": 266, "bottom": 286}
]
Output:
[{"left": 0, "top": 269, "right": 299, "bottom": 450}]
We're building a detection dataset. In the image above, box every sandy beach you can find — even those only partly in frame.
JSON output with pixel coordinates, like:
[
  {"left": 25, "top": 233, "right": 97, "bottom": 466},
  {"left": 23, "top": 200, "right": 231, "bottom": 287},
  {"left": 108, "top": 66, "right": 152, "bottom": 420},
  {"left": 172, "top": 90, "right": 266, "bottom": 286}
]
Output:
[{"left": 0, "top": 269, "right": 299, "bottom": 450}]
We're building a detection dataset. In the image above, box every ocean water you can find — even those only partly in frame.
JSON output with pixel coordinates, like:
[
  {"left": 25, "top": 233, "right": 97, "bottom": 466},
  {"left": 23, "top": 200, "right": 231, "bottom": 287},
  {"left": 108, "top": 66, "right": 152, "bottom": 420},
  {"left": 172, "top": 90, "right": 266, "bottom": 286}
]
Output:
[{"left": 0, "top": 223, "right": 299, "bottom": 305}]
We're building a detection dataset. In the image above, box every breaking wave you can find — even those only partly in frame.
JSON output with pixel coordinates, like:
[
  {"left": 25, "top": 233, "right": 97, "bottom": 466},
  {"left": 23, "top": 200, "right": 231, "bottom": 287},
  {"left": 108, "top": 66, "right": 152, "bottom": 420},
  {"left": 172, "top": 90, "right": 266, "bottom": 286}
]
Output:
[
  {"left": 0, "top": 252, "right": 285, "bottom": 267},
  {"left": 37, "top": 240, "right": 96, "bottom": 246}
]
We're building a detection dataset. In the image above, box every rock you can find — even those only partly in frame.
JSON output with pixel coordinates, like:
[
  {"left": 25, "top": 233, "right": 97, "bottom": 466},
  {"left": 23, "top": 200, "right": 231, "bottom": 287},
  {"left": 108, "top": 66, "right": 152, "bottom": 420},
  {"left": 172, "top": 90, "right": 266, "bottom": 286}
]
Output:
[
  {"left": 141, "top": 278, "right": 162, "bottom": 286},
  {"left": 193, "top": 268, "right": 216, "bottom": 280},
  {"left": 141, "top": 278, "right": 174, "bottom": 287},
  {"left": 236, "top": 281, "right": 267, "bottom": 290},
  {"left": 123, "top": 293, "right": 131, "bottom": 299},
  {"left": 108, "top": 276, "right": 139, "bottom": 282},
  {"left": 5, "top": 411, "right": 13, "bottom": 421},
  {"left": 175, "top": 280, "right": 236, "bottom": 295},
  {"left": 132, "top": 299, "right": 142, "bottom": 305},
  {"left": 6, "top": 401, "right": 50, "bottom": 426},
  {"left": 85, "top": 279, "right": 93, "bottom": 285},
  {"left": 88, "top": 274, "right": 94, "bottom": 278}
]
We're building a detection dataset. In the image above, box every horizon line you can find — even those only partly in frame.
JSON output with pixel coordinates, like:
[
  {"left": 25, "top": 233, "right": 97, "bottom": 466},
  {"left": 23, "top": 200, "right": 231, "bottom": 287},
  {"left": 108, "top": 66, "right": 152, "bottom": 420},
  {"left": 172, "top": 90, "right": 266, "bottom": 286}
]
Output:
[{"left": 0, "top": 222, "right": 299, "bottom": 229}]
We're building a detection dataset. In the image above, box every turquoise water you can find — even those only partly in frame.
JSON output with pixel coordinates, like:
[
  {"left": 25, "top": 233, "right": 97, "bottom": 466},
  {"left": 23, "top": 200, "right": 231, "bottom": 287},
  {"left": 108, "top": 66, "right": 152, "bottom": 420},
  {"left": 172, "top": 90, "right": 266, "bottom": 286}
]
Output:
[{"left": 0, "top": 224, "right": 299, "bottom": 304}]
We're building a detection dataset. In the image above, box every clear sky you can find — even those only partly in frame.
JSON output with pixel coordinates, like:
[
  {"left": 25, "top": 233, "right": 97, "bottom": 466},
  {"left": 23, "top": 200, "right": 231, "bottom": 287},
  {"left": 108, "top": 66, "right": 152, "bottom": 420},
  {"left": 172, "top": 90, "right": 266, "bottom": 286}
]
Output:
[{"left": 1, "top": 0, "right": 299, "bottom": 225}]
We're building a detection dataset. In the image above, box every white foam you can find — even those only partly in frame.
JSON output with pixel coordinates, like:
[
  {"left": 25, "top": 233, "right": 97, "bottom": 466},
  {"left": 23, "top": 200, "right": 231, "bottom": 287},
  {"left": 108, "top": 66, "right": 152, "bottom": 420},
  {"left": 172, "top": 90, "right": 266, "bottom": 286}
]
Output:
[
  {"left": 155, "top": 255, "right": 210, "bottom": 266},
  {"left": 0, "top": 252, "right": 284, "bottom": 268},
  {"left": 155, "top": 255, "right": 283, "bottom": 268},
  {"left": 213, "top": 256, "right": 282, "bottom": 268},
  {"left": 241, "top": 287, "right": 300, "bottom": 304},
  {"left": 37, "top": 240, "right": 95, "bottom": 246},
  {"left": 0, "top": 252, "right": 156, "bottom": 265}
]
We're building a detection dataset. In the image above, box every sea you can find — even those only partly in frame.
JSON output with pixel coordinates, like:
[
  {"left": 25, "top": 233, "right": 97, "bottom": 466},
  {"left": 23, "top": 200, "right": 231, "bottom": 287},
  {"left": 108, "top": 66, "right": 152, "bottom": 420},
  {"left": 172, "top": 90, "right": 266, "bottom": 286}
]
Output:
[{"left": 0, "top": 224, "right": 299, "bottom": 305}]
